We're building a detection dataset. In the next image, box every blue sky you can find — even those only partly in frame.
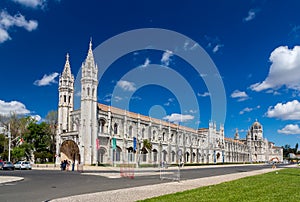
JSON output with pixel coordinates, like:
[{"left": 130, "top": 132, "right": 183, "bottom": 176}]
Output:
[{"left": 1, "top": 0, "right": 300, "bottom": 148}]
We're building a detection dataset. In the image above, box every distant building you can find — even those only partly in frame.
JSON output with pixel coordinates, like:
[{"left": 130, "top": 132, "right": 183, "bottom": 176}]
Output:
[{"left": 55, "top": 41, "right": 283, "bottom": 165}]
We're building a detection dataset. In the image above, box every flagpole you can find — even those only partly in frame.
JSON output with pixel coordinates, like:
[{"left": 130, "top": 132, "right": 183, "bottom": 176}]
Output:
[{"left": 8, "top": 124, "right": 11, "bottom": 162}]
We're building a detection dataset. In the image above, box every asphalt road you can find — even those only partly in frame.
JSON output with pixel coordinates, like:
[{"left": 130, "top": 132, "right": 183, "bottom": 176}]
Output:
[{"left": 0, "top": 164, "right": 278, "bottom": 202}]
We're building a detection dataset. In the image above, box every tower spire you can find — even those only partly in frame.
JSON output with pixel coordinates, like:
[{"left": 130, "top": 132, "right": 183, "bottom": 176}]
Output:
[
  {"left": 87, "top": 37, "right": 94, "bottom": 61},
  {"left": 62, "top": 53, "right": 71, "bottom": 78}
]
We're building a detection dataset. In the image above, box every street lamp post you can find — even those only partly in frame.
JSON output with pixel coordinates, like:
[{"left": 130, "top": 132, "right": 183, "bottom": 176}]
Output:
[
  {"left": 158, "top": 135, "right": 162, "bottom": 167},
  {"left": 4, "top": 124, "right": 12, "bottom": 162}
]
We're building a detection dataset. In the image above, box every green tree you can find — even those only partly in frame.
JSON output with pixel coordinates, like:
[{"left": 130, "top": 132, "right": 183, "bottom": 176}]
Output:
[
  {"left": 11, "top": 146, "right": 25, "bottom": 161},
  {"left": 45, "top": 110, "right": 57, "bottom": 159},
  {"left": 24, "top": 122, "right": 54, "bottom": 163},
  {"left": 142, "top": 139, "right": 152, "bottom": 152},
  {"left": 0, "top": 133, "right": 8, "bottom": 160}
]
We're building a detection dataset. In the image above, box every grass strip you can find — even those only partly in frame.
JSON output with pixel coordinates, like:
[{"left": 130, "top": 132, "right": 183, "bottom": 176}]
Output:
[{"left": 140, "top": 168, "right": 300, "bottom": 202}]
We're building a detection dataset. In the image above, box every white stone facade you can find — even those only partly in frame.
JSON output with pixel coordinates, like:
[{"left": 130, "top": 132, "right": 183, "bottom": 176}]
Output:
[{"left": 55, "top": 41, "right": 283, "bottom": 165}]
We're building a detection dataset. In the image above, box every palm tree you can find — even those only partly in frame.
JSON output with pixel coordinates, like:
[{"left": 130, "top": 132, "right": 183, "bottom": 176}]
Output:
[{"left": 142, "top": 139, "right": 152, "bottom": 153}]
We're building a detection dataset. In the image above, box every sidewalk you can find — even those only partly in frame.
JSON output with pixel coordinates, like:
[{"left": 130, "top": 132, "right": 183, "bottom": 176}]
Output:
[{"left": 0, "top": 176, "right": 24, "bottom": 184}]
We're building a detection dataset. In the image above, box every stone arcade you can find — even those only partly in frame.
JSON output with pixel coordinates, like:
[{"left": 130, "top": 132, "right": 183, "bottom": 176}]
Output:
[{"left": 55, "top": 41, "right": 283, "bottom": 166}]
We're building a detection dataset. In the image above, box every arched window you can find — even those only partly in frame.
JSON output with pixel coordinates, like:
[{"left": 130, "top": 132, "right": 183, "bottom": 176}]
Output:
[
  {"left": 162, "top": 132, "right": 165, "bottom": 141},
  {"left": 99, "top": 119, "right": 105, "bottom": 134},
  {"left": 171, "top": 134, "right": 174, "bottom": 143},
  {"left": 141, "top": 128, "right": 145, "bottom": 139},
  {"left": 186, "top": 137, "right": 189, "bottom": 145},
  {"left": 129, "top": 125, "right": 133, "bottom": 138},
  {"left": 113, "top": 123, "right": 118, "bottom": 135},
  {"left": 152, "top": 130, "right": 156, "bottom": 141},
  {"left": 87, "top": 87, "right": 90, "bottom": 96}
]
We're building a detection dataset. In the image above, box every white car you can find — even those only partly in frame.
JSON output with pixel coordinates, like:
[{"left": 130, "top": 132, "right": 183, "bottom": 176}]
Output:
[{"left": 14, "top": 161, "right": 32, "bottom": 170}]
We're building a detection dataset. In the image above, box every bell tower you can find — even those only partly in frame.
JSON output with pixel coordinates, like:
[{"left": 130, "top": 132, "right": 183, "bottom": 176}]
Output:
[
  {"left": 56, "top": 54, "right": 74, "bottom": 165},
  {"left": 79, "top": 39, "right": 98, "bottom": 165},
  {"left": 57, "top": 53, "right": 74, "bottom": 134}
]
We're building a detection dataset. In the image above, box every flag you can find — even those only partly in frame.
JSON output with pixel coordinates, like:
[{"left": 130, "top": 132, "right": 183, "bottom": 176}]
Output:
[
  {"left": 96, "top": 138, "right": 99, "bottom": 150},
  {"left": 112, "top": 137, "right": 116, "bottom": 149},
  {"left": 133, "top": 137, "right": 137, "bottom": 151}
]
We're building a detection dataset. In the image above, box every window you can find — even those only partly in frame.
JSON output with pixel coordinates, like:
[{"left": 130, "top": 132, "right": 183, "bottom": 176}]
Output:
[
  {"left": 87, "top": 87, "right": 90, "bottom": 96},
  {"left": 129, "top": 126, "right": 133, "bottom": 138},
  {"left": 142, "top": 128, "right": 145, "bottom": 139},
  {"left": 99, "top": 119, "right": 105, "bottom": 133},
  {"left": 153, "top": 130, "right": 156, "bottom": 141},
  {"left": 113, "top": 123, "right": 118, "bottom": 135}
]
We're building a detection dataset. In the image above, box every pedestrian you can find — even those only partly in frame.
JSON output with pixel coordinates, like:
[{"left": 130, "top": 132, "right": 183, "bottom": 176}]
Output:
[
  {"left": 66, "top": 160, "right": 70, "bottom": 171},
  {"left": 63, "top": 160, "right": 67, "bottom": 170},
  {"left": 72, "top": 161, "right": 75, "bottom": 171}
]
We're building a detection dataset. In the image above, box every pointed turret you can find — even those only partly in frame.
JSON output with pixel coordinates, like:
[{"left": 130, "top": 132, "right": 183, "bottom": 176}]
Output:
[
  {"left": 62, "top": 53, "right": 72, "bottom": 78},
  {"left": 234, "top": 128, "right": 239, "bottom": 140},
  {"left": 88, "top": 38, "right": 94, "bottom": 60},
  {"left": 82, "top": 38, "right": 96, "bottom": 69}
]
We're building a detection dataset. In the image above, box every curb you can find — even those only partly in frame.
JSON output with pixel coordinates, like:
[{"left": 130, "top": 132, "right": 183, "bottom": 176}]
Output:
[{"left": 0, "top": 176, "right": 24, "bottom": 184}]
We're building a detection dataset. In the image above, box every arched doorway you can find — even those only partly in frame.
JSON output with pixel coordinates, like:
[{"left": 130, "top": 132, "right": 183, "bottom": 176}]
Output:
[{"left": 60, "top": 140, "right": 80, "bottom": 163}]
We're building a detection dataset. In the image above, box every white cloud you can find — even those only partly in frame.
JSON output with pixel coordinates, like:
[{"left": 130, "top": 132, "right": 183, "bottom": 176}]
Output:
[
  {"left": 117, "top": 80, "right": 136, "bottom": 92},
  {"left": 0, "top": 28, "right": 10, "bottom": 43},
  {"left": 0, "top": 100, "right": 30, "bottom": 116},
  {"left": 212, "top": 44, "right": 224, "bottom": 53},
  {"left": 243, "top": 9, "right": 259, "bottom": 22},
  {"left": 251, "top": 46, "right": 300, "bottom": 92},
  {"left": 34, "top": 72, "right": 59, "bottom": 86},
  {"left": 114, "top": 96, "right": 123, "bottom": 102},
  {"left": 189, "top": 109, "right": 197, "bottom": 114},
  {"left": 197, "top": 92, "right": 210, "bottom": 97},
  {"left": 239, "top": 107, "right": 253, "bottom": 115},
  {"left": 12, "top": 0, "right": 46, "bottom": 8},
  {"left": 163, "top": 113, "right": 194, "bottom": 123},
  {"left": 183, "top": 41, "right": 197, "bottom": 51},
  {"left": 231, "top": 90, "right": 249, "bottom": 101},
  {"left": 31, "top": 114, "right": 41, "bottom": 122},
  {"left": 161, "top": 50, "right": 173, "bottom": 66},
  {"left": 131, "top": 96, "right": 142, "bottom": 101},
  {"left": 278, "top": 124, "right": 300, "bottom": 135},
  {"left": 266, "top": 100, "right": 300, "bottom": 120},
  {"left": 239, "top": 105, "right": 260, "bottom": 115},
  {"left": 0, "top": 11, "right": 38, "bottom": 31},
  {"left": 0, "top": 10, "right": 38, "bottom": 43},
  {"left": 102, "top": 93, "right": 112, "bottom": 102},
  {"left": 164, "top": 98, "right": 175, "bottom": 106},
  {"left": 141, "top": 58, "right": 150, "bottom": 68}
]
